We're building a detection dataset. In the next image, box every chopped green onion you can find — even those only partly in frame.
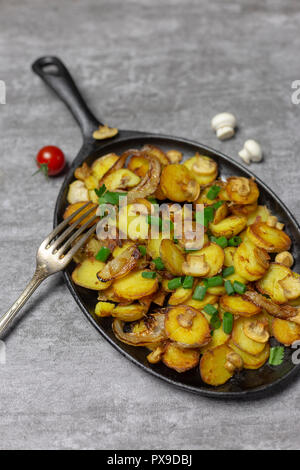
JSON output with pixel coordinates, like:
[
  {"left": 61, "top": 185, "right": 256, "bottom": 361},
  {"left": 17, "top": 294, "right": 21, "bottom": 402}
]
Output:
[
  {"left": 148, "top": 197, "right": 158, "bottom": 204},
  {"left": 203, "top": 304, "right": 218, "bottom": 316},
  {"left": 223, "top": 266, "right": 235, "bottom": 278},
  {"left": 196, "top": 206, "right": 214, "bottom": 227},
  {"left": 210, "top": 313, "right": 221, "bottom": 330},
  {"left": 224, "top": 280, "right": 235, "bottom": 295},
  {"left": 94, "top": 184, "right": 106, "bottom": 198},
  {"left": 213, "top": 201, "right": 224, "bottom": 210},
  {"left": 206, "top": 276, "right": 223, "bottom": 288},
  {"left": 182, "top": 276, "right": 194, "bottom": 289},
  {"left": 192, "top": 285, "right": 207, "bottom": 301},
  {"left": 95, "top": 247, "right": 111, "bottom": 262},
  {"left": 142, "top": 271, "right": 157, "bottom": 279},
  {"left": 207, "top": 185, "right": 221, "bottom": 200},
  {"left": 138, "top": 245, "right": 146, "bottom": 256},
  {"left": 210, "top": 236, "right": 228, "bottom": 248},
  {"left": 223, "top": 312, "right": 234, "bottom": 334},
  {"left": 269, "top": 346, "right": 284, "bottom": 366},
  {"left": 147, "top": 215, "right": 162, "bottom": 228},
  {"left": 233, "top": 280, "right": 247, "bottom": 294},
  {"left": 168, "top": 277, "right": 183, "bottom": 290},
  {"left": 153, "top": 257, "right": 165, "bottom": 270},
  {"left": 228, "top": 236, "right": 242, "bottom": 247}
]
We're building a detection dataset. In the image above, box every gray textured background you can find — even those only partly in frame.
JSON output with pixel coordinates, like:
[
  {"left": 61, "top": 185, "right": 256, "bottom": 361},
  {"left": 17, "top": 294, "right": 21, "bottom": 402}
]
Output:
[{"left": 0, "top": 0, "right": 300, "bottom": 450}]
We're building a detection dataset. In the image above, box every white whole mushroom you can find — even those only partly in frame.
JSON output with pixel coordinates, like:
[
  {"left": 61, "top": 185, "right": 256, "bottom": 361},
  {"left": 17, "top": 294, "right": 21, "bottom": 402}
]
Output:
[
  {"left": 239, "top": 139, "right": 263, "bottom": 165},
  {"left": 211, "top": 112, "right": 237, "bottom": 140}
]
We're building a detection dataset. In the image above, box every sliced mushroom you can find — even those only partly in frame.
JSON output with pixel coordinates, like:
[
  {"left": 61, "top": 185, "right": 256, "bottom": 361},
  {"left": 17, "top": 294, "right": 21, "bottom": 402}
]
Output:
[
  {"left": 177, "top": 309, "right": 197, "bottom": 328},
  {"left": 278, "top": 275, "right": 300, "bottom": 300},
  {"left": 192, "top": 155, "right": 217, "bottom": 175},
  {"left": 147, "top": 345, "right": 165, "bottom": 364},
  {"left": 166, "top": 150, "right": 183, "bottom": 164},
  {"left": 181, "top": 179, "right": 200, "bottom": 202},
  {"left": 67, "top": 180, "right": 89, "bottom": 204},
  {"left": 182, "top": 254, "right": 210, "bottom": 277},
  {"left": 93, "top": 124, "right": 118, "bottom": 140},
  {"left": 224, "top": 351, "right": 243, "bottom": 372},
  {"left": 243, "top": 320, "right": 269, "bottom": 343},
  {"left": 112, "top": 313, "right": 166, "bottom": 346},
  {"left": 275, "top": 251, "right": 294, "bottom": 267},
  {"left": 230, "top": 177, "right": 251, "bottom": 196}
]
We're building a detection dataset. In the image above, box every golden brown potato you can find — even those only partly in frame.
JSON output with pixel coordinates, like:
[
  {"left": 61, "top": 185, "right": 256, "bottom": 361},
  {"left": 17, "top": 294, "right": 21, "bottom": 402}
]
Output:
[
  {"left": 118, "top": 202, "right": 150, "bottom": 241},
  {"left": 220, "top": 294, "right": 261, "bottom": 317},
  {"left": 272, "top": 318, "right": 300, "bottom": 346},
  {"left": 113, "top": 270, "right": 158, "bottom": 300},
  {"left": 234, "top": 239, "right": 270, "bottom": 281},
  {"left": 226, "top": 177, "right": 259, "bottom": 205},
  {"left": 200, "top": 344, "right": 235, "bottom": 386},
  {"left": 162, "top": 343, "right": 200, "bottom": 372},
  {"left": 231, "top": 317, "right": 266, "bottom": 355},
  {"left": 160, "top": 239, "right": 185, "bottom": 276},
  {"left": 184, "top": 154, "right": 218, "bottom": 185},
  {"left": 166, "top": 150, "right": 183, "bottom": 164},
  {"left": 111, "top": 304, "right": 146, "bottom": 321},
  {"left": 72, "top": 258, "right": 112, "bottom": 290},
  {"left": 91, "top": 153, "right": 120, "bottom": 180},
  {"left": 127, "top": 155, "right": 150, "bottom": 178},
  {"left": 256, "top": 263, "right": 292, "bottom": 304},
  {"left": 95, "top": 301, "right": 115, "bottom": 317},
  {"left": 200, "top": 324, "right": 230, "bottom": 354},
  {"left": 168, "top": 285, "right": 194, "bottom": 306},
  {"left": 224, "top": 246, "right": 237, "bottom": 267},
  {"left": 230, "top": 202, "right": 258, "bottom": 217},
  {"left": 160, "top": 164, "right": 200, "bottom": 202},
  {"left": 209, "top": 215, "right": 247, "bottom": 238},
  {"left": 67, "top": 180, "right": 89, "bottom": 204},
  {"left": 191, "top": 243, "right": 224, "bottom": 277},
  {"left": 63, "top": 202, "right": 98, "bottom": 227},
  {"left": 247, "top": 221, "right": 291, "bottom": 253},
  {"left": 186, "top": 294, "right": 219, "bottom": 311},
  {"left": 228, "top": 341, "right": 270, "bottom": 370},
  {"left": 102, "top": 168, "right": 141, "bottom": 191},
  {"left": 247, "top": 205, "right": 270, "bottom": 226},
  {"left": 165, "top": 305, "right": 211, "bottom": 348},
  {"left": 213, "top": 203, "right": 228, "bottom": 225}
]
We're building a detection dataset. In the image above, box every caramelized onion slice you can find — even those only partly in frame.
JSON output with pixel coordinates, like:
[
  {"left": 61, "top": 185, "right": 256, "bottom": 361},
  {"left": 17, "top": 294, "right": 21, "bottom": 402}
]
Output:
[
  {"left": 97, "top": 245, "right": 140, "bottom": 282},
  {"left": 126, "top": 154, "right": 161, "bottom": 203},
  {"left": 112, "top": 313, "right": 166, "bottom": 346},
  {"left": 244, "top": 290, "right": 299, "bottom": 320}
]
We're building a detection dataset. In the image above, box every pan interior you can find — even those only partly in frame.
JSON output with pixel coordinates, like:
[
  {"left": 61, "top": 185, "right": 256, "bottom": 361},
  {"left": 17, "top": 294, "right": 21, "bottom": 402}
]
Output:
[{"left": 55, "top": 131, "right": 300, "bottom": 397}]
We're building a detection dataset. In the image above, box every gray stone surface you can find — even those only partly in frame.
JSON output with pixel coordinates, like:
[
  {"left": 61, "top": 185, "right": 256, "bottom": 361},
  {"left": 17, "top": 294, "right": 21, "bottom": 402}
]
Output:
[{"left": 0, "top": 0, "right": 300, "bottom": 450}]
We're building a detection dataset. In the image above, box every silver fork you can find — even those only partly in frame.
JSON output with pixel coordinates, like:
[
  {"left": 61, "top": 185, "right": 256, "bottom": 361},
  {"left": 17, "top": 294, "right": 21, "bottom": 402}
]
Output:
[{"left": 0, "top": 203, "right": 98, "bottom": 336}]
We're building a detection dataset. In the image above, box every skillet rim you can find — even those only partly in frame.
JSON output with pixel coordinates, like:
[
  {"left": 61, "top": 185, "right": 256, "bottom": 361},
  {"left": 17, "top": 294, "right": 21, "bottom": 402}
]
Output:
[{"left": 55, "top": 129, "right": 300, "bottom": 399}]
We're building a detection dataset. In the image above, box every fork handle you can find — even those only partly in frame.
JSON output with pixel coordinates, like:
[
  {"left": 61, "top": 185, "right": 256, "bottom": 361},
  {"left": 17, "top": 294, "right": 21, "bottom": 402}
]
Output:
[{"left": 0, "top": 266, "right": 47, "bottom": 337}]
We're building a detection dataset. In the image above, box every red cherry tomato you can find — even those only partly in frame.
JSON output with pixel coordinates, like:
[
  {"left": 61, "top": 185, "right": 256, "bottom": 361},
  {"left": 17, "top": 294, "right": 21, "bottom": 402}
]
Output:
[{"left": 36, "top": 146, "right": 66, "bottom": 176}]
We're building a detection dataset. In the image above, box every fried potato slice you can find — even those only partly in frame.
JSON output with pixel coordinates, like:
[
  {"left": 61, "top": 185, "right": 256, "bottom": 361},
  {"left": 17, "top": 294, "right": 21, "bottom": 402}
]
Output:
[
  {"left": 213, "top": 202, "right": 228, "bottom": 225},
  {"left": 209, "top": 215, "right": 247, "bottom": 238},
  {"left": 162, "top": 343, "right": 200, "bottom": 373},
  {"left": 231, "top": 317, "right": 266, "bottom": 355},
  {"left": 191, "top": 243, "right": 224, "bottom": 277},
  {"left": 234, "top": 239, "right": 270, "bottom": 281},
  {"left": 63, "top": 201, "right": 98, "bottom": 227},
  {"left": 91, "top": 153, "right": 120, "bottom": 180},
  {"left": 72, "top": 257, "right": 112, "bottom": 290},
  {"left": 224, "top": 247, "right": 237, "bottom": 267},
  {"left": 95, "top": 301, "right": 115, "bottom": 317},
  {"left": 127, "top": 155, "right": 150, "bottom": 178},
  {"left": 200, "top": 344, "right": 235, "bottom": 386},
  {"left": 118, "top": 201, "right": 150, "bottom": 241},
  {"left": 102, "top": 168, "right": 140, "bottom": 191},
  {"left": 160, "top": 164, "right": 200, "bottom": 202},
  {"left": 226, "top": 177, "right": 259, "bottom": 205},
  {"left": 230, "top": 202, "right": 258, "bottom": 217},
  {"left": 200, "top": 324, "right": 230, "bottom": 354},
  {"left": 165, "top": 305, "right": 211, "bottom": 348},
  {"left": 186, "top": 294, "right": 219, "bottom": 312},
  {"left": 256, "top": 263, "right": 292, "bottom": 304},
  {"left": 111, "top": 304, "right": 146, "bottom": 321},
  {"left": 229, "top": 341, "right": 270, "bottom": 369},
  {"left": 113, "top": 269, "right": 158, "bottom": 300},
  {"left": 184, "top": 154, "right": 218, "bottom": 185},
  {"left": 247, "top": 205, "right": 270, "bottom": 226},
  {"left": 168, "top": 285, "right": 194, "bottom": 306},
  {"left": 272, "top": 318, "right": 300, "bottom": 346},
  {"left": 220, "top": 294, "right": 261, "bottom": 317},
  {"left": 247, "top": 221, "right": 291, "bottom": 253},
  {"left": 160, "top": 239, "right": 185, "bottom": 276}
]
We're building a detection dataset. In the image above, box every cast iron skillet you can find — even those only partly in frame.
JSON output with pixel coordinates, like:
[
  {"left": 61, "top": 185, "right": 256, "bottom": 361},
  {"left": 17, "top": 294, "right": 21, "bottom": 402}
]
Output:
[{"left": 32, "top": 56, "right": 300, "bottom": 398}]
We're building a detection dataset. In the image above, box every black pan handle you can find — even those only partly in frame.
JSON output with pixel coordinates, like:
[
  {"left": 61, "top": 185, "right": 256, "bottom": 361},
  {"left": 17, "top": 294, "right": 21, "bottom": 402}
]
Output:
[{"left": 32, "top": 56, "right": 102, "bottom": 138}]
